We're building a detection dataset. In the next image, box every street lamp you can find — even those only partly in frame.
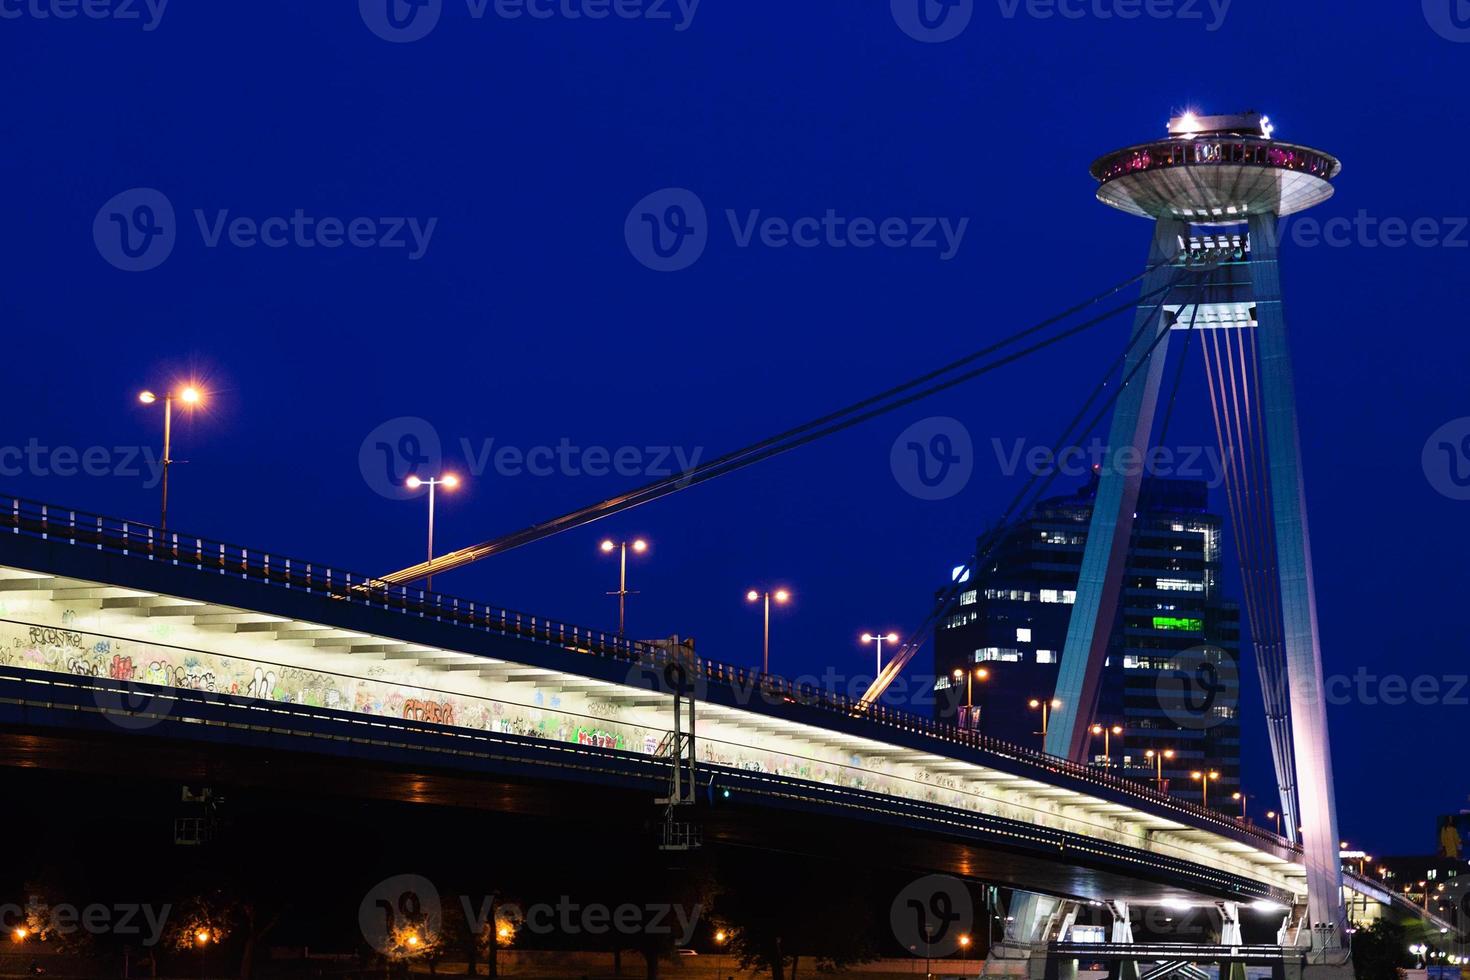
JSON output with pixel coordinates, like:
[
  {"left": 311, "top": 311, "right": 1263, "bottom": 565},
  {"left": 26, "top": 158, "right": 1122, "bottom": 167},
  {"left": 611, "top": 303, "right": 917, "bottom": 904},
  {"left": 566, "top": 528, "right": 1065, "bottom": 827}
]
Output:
[
  {"left": 600, "top": 538, "right": 648, "bottom": 637},
  {"left": 746, "top": 588, "right": 790, "bottom": 675},
  {"left": 1266, "top": 809, "right": 1282, "bottom": 836},
  {"left": 137, "top": 384, "right": 203, "bottom": 531},
  {"left": 1144, "top": 748, "right": 1175, "bottom": 792},
  {"left": 1140, "top": 758, "right": 1176, "bottom": 793},
  {"left": 1028, "top": 698, "right": 1061, "bottom": 745},
  {"left": 405, "top": 474, "right": 459, "bottom": 591},
  {"left": 1232, "top": 791, "right": 1249, "bottom": 821},
  {"left": 952, "top": 666, "right": 989, "bottom": 730},
  {"left": 1089, "top": 723, "right": 1124, "bottom": 768},
  {"left": 1190, "top": 769, "right": 1221, "bottom": 808},
  {"left": 861, "top": 631, "right": 899, "bottom": 676}
]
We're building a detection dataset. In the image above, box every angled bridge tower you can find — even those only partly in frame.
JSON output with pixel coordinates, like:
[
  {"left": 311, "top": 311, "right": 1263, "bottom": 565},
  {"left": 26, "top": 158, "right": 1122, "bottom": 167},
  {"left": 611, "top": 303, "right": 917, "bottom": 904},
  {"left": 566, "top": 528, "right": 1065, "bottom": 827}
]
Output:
[{"left": 1043, "top": 111, "right": 1350, "bottom": 962}]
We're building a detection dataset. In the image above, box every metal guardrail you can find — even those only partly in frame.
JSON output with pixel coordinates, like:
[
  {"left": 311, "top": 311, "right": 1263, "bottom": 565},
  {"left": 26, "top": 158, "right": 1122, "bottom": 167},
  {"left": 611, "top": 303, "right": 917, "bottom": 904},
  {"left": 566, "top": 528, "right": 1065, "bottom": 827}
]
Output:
[
  {"left": 1047, "top": 942, "right": 1296, "bottom": 963},
  {"left": 0, "top": 493, "right": 1295, "bottom": 851}
]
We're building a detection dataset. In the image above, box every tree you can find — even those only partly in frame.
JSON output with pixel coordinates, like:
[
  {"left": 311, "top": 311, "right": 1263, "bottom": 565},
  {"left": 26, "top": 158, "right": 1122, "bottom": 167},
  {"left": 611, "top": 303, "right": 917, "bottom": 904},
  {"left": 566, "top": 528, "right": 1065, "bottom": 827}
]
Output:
[
  {"left": 1350, "top": 918, "right": 1414, "bottom": 980},
  {"left": 711, "top": 853, "right": 877, "bottom": 980}
]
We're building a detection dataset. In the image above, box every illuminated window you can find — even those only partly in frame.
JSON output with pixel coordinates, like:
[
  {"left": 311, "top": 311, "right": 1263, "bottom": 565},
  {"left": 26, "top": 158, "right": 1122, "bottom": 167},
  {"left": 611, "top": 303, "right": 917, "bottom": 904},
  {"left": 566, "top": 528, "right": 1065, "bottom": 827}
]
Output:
[
  {"left": 1153, "top": 616, "right": 1203, "bottom": 631},
  {"left": 960, "top": 590, "right": 977, "bottom": 606},
  {"left": 975, "top": 648, "right": 1022, "bottom": 663},
  {"left": 1037, "top": 650, "right": 1056, "bottom": 664},
  {"left": 1016, "top": 628, "right": 1032, "bottom": 643}
]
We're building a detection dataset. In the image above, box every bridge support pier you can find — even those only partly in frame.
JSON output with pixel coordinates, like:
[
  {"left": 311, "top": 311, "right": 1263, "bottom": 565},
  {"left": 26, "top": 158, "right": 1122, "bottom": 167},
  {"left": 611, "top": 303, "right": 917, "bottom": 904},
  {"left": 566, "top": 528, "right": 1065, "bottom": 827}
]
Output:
[
  {"left": 1217, "top": 902, "right": 1246, "bottom": 980},
  {"left": 1106, "top": 901, "right": 1140, "bottom": 980}
]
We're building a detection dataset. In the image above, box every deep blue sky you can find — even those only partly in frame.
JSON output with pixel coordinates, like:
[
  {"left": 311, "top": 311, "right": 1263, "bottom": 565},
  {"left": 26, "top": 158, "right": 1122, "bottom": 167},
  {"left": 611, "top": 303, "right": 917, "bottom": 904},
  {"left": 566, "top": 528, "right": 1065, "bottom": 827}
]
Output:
[{"left": 2, "top": 0, "right": 1467, "bottom": 855}]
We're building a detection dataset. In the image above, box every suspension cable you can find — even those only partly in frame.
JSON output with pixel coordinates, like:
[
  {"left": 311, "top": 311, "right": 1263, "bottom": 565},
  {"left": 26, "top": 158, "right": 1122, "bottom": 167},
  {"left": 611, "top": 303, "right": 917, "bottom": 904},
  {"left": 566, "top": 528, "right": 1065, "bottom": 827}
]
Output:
[{"left": 378, "top": 261, "right": 1183, "bottom": 585}]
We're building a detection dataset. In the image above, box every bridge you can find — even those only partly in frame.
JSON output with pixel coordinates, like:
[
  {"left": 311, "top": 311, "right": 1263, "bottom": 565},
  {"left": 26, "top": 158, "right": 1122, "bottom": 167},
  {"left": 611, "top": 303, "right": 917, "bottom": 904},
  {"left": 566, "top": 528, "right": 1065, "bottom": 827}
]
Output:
[
  {"left": 5, "top": 109, "right": 1462, "bottom": 979},
  {"left": 0, "top": 496, "right": 1456, "bottom": 973}
]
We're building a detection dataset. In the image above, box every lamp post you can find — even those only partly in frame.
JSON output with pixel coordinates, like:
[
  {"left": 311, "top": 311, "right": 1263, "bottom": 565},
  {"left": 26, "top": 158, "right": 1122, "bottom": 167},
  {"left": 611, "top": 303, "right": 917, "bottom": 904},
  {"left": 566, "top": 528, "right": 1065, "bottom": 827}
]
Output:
[
  {"left": 862, "top": 631, "right": 899, "bottom": 676},
  {"left": 1028, "top": 698, "right": 1061, "bottom": 746},
  {"left": 1266, "top": 809, "right": 1282, "bottom": 836},
  {"left": 746, "top": 588, "right": 790, "bottom": 674},
  {"left": 1232, "top": 791, "right": 1249, "bottom": 821},
  {"left": 1144, "top": 748, "right": 1175, "bottom": 792},
  {"left": 600, "top": 538, "right": 648, "bottom": 637},
  {"left": 952, "top": 667, "right": 989, "bottom": 730},
  {"left": 137, "top": 385, "right": 203, "bottom": 532},
  {"left": 1089, "top": 723, "right": 1123, "bottom": 768},
  {"left": 1190, "top": 769, "right": 1221, "bottom": 808},
  {"left": 405, "top": 474, "right": 459, "bottom": 591}
]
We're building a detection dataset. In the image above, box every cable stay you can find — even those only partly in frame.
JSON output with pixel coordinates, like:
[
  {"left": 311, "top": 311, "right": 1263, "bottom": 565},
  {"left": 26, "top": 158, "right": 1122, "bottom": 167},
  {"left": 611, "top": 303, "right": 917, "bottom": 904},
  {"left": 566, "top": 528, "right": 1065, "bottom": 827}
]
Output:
[
  {"left": 858, "top": 262, "right": 1207, "bottom": 709},
  {"left": 377, "top": 262, "right": 1179, "bottom": 586}
]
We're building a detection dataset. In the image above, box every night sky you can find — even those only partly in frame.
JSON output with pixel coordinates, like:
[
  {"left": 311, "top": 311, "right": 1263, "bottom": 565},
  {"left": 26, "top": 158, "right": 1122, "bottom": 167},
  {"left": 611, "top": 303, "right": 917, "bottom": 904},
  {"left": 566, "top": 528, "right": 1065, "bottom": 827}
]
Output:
[{"left": 2, "top": 0, "right": 1466, "bottom": 856}]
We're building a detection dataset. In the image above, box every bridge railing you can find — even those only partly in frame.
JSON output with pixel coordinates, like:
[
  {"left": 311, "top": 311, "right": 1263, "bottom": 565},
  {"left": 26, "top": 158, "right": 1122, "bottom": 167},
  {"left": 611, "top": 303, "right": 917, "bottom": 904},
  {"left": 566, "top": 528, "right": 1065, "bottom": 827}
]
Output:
[{"left": 1, "top": 494, "right": 1291, "bottom": 851}]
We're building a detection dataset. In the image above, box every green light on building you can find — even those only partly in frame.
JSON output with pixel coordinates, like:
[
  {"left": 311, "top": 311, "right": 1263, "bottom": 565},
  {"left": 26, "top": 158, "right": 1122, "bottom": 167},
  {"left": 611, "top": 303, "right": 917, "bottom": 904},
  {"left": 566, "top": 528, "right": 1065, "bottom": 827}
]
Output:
[{"left": 1153, "top": 616, "right": 1203, "bottom": 631}]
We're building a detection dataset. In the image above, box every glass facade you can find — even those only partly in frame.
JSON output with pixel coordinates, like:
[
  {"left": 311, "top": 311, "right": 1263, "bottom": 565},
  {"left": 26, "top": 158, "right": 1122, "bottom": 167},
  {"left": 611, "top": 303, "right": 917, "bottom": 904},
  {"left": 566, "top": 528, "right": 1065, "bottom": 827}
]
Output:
[{"left": 935, "top": 475, "right": 1244, "bottom": 810}]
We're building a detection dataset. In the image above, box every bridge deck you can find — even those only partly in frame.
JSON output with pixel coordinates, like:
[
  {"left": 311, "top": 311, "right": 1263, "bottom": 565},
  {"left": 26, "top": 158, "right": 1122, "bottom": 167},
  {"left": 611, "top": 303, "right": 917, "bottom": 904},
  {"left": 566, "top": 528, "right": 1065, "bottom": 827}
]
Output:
[{"left": 0, "top": 494, "right": 1318, "bottom": 908}]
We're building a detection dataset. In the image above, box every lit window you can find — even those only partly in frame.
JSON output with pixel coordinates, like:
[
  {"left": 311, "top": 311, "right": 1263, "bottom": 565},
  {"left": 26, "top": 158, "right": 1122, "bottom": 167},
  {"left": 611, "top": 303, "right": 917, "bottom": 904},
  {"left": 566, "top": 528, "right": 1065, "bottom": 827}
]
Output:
[
  {"left": 1063, "top": 590, "right": 1076, "bottom": 604},
  {"left": 975, "top": 648, "right": 1022, "bottom": 663},
  {"left": 1017, "top": 628, "right": 1032, "bottom": 643},
  {"left": 960, "top": 590, "right": 977, "bottom": 606},
  {"left": 1036, "top": 650, "right": 1056, "bottom": 664},
  {"left": 1040, "top": 589, "right": 1061, "bottom": 604}
]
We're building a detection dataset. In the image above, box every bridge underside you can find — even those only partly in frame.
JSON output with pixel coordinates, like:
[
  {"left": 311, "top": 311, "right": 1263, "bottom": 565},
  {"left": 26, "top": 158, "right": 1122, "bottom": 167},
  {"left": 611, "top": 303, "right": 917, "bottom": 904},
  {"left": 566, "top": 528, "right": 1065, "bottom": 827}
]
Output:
[{"left": 0, "top": 669, "right": 1280, "bottom": 911}]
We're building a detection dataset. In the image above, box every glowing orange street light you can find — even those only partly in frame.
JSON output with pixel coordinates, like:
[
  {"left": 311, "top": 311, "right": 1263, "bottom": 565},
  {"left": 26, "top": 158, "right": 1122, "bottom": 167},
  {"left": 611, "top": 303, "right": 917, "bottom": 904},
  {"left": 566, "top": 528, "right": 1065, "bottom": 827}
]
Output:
[
  {"left": 1190, "top": 769, "right": 1221, "bottom": 808},
  {"left": 13, "top": 927, "right": 27, "bottom": 942},
  {"left": 747, "top": 588, "right": 791, "bottom": 674},
  {"left": 952, "top": 667, "right": 989, "bottom": 730},
  {"left": 1145, "top": 748, "right": 1176, "bottom": 792},
  {"left": 1029, "top": 698, "right": 1062, "bottom": 745},
  {"left": 1089, "top": 723, "right": 1124, "bottom": 767},
  {"left": 600, "top": 538, "right": 649, "bottom": 637},
  {"left": 136, "top": 383, "right": 206, "bottom": 531},
  {"left": 405, "top": 474, "right": 460, "bottom": 591},
  {"left": 195, "top": 930, "right": 211, "bottom": 945}
]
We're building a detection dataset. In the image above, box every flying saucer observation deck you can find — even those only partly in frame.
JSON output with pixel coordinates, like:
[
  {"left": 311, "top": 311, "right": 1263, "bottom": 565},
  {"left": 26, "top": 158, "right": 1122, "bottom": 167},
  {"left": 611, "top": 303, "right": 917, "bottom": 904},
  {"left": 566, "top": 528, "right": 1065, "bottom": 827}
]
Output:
[{"left": 1090, "top": 136, "right": 1341, "bottom": 223}]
